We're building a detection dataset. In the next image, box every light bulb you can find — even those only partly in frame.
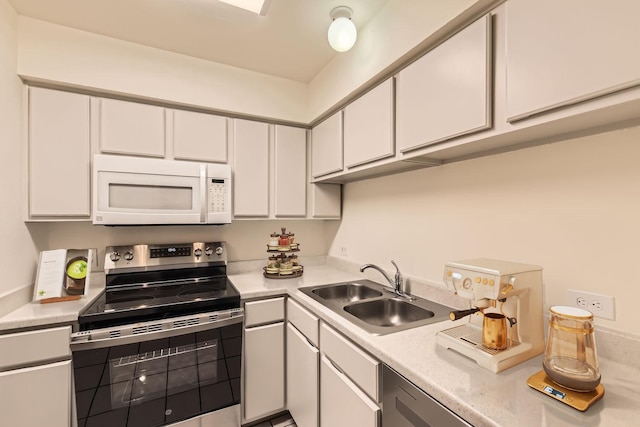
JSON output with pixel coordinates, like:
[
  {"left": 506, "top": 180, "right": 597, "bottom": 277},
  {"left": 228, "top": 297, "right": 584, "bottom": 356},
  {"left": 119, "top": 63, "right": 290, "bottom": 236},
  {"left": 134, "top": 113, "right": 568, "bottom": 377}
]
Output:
[{"left": 328, "top": 16, "right": 357, "bottom": 52}]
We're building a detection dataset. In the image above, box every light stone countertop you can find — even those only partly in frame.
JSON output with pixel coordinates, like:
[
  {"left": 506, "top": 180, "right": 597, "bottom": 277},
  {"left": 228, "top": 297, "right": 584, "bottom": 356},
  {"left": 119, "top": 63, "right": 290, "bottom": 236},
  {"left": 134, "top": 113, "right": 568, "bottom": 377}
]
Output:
[
  {"left": 0, "top": 274, "right": 105, "bottom": 332},
  {"left": 229, "top": 264, "right": 640, "bottom": 427},
  {"left": 1, "top": 263, "right": 639, "bottom": 426}
]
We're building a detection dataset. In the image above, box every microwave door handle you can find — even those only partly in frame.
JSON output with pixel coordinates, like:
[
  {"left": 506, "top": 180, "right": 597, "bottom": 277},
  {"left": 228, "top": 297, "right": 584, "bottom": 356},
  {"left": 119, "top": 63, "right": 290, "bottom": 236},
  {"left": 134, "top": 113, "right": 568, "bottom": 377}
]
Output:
[{"left": 200, "top": 164, "right": 207, "bottom": 223}]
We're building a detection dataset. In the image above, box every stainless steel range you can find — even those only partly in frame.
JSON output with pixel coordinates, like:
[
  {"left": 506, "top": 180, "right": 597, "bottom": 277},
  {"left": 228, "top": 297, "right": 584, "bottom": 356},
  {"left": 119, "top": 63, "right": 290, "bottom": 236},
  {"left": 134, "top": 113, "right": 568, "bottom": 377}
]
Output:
[{"left": 71, "top": 242, "right": 243, "bottom": 427}]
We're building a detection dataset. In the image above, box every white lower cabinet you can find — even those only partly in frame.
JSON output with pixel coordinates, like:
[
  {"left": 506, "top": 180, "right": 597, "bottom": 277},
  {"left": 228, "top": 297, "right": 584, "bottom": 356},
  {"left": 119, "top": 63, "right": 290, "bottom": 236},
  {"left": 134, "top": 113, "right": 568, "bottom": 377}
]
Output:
[
  {"left": 287, "top": 324, "right": 319, "bottom": 427},
  {"left": 243, "top": 298, "right": 285, "bottom": 423},
  {"left": 0, "top": 360, "right": 71, "bottom": 427},
  {"left": 320, "top": 356, "right": 380, "bottom": 427},
  {"left": 286, "top": 299, "right": 320, "bottom": 427},
  {"left": 282, "top": 303, "right": 381, "bottom": 427},
  {"left": 0, "top": 325, "right": 72, "bottom": 427}
]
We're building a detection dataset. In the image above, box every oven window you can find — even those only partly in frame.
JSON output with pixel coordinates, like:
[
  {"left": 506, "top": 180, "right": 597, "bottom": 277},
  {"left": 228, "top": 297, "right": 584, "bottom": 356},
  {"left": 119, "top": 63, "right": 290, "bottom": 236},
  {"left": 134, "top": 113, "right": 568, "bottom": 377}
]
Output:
[
  {"left": 72, "top": 323, "right": 241, "bottom": 427},
  {"left": 109, "top": 184, "right": 193, "bottom": 210}
]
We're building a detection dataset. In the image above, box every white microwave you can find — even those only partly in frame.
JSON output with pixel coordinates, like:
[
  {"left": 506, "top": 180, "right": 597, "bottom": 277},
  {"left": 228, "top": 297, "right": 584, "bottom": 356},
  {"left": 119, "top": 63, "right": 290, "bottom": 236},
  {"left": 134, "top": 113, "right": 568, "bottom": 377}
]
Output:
[{"left": 92, "top": 155, "right": 231, "bottom": 225}]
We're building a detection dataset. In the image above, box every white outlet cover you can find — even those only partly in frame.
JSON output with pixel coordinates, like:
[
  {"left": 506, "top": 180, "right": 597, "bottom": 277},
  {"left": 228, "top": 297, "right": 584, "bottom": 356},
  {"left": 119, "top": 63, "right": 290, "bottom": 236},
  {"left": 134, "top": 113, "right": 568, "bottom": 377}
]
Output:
[{"left": 567, "top": 289, "right": 615, "bottom": 320}]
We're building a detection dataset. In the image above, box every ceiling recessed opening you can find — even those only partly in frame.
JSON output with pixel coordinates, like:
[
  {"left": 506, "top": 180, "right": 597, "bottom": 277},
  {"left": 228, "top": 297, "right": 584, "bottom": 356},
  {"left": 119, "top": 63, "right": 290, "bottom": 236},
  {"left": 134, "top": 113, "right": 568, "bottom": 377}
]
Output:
[{"left": 217, "top": 0, "right": 271, "bottom": 15}]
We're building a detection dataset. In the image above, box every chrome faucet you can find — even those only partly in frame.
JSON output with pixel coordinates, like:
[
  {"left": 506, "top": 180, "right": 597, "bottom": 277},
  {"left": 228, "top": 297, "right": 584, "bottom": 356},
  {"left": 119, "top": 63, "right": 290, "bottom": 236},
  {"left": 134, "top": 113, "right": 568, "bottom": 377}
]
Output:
[{"left": 360, "top": 260, "right": 412, "bottom": 299}]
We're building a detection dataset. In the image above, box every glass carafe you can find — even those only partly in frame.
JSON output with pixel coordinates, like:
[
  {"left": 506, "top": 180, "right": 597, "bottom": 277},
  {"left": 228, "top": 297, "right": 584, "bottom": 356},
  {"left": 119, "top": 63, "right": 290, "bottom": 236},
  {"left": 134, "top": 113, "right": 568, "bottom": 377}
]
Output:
[{"left": 543, "top": 306, "right": 600, "bottom": 392}]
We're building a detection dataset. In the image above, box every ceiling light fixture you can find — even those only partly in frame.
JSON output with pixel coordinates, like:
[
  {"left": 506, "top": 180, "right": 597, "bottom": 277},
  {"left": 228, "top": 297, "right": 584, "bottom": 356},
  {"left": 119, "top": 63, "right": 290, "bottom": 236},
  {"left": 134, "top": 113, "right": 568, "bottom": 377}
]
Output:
[
  {"left": 217, "top": 0, "right": 271, "bottom": 16},
  {"left": 328, "top": 6, "right": 357, "bottom": 52}
]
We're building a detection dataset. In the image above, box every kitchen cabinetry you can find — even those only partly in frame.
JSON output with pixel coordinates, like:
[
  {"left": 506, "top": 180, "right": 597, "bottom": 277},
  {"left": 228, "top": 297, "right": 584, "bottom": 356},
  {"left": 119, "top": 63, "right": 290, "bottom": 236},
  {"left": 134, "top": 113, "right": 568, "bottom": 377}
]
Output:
[
  {"left": 343, "top": 78, "right": 395, "bottom": 168},
  {"left": 396, "top": 15, "right": 492, "bottom": 153},
  {"left": 0, "top": 326, "right": 72, "bottom": 427},
  {"left": 233, "top": 119, "right": 269, "bottom": 217},
  {"left": 243, "top": 297, "right": 285, "bottom": 423},
  {"left": 311, "top": 111, "right": 343, "bottom": 178},
  {"left": 172, "top": 109, "right": 228, "bottom": 163},
  {"left": 98, "top": 97, "right": 165, "bottom": 157},
  {"left": 505, "top": 0, "right": 640, "bottom": 122},
  {"left": 319, "top": 323, "right": 380, "bottom": 427},
  {"left": 286, "top": 299, "right": 319, "bottom": 427},
  {"left": 274, "top": 125, "right": 306, "bottom": 217},
  {"left": 27, "top": 87, "right": 91, "bottom": 219}
]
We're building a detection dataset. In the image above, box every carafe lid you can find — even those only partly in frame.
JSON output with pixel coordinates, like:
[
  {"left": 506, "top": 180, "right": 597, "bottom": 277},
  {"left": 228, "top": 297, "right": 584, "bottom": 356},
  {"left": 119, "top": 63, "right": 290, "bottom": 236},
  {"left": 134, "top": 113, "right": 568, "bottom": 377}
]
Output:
[{"left": 550, "top": 305, "right": 593, "bottom": 319}]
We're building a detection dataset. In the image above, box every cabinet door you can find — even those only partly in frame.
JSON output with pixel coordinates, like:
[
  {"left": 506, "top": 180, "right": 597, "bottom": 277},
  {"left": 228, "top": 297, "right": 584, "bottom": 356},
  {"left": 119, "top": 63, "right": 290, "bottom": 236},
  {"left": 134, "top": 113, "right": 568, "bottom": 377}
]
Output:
[
  {"left": 309, "top": 183, "right": 341, "bottom": 219},
  {"left": 506, "top": 0, "right": 640, "bottom": 122},
  {"left": 287, "top": 324, "right": 319, "bottom": 427},
  {"left": 28, "top": 87, "right": 91, "bottom": 218},
  {"left": 173, "top": 109, "right": 228, "bottom": 163},
  {"left": 274, "top": 125, "right": 306, "bottom": 217},
  {"left": 244, "top": 322, "right": 285, "bottom": 422},
  {"left": 0, "top": 360, "right": 71, "bottom": 427},
  {"left": 320, "top": 356, "right": 380, "bottom": 427},
  {"left": 99, "top": 98, "right": 165, "bottom": 157},
  {"left": 396, "top": 15, "right": 491, "bottom": 152},
  {"left": 311, "top": 111, "right": 343, "bottom": 178},
  {"left": 233, "top": 119, "right": 269, "bottom": 217},
  {"left": 344, "top": 78, "right": 394, "bottom": 168}
]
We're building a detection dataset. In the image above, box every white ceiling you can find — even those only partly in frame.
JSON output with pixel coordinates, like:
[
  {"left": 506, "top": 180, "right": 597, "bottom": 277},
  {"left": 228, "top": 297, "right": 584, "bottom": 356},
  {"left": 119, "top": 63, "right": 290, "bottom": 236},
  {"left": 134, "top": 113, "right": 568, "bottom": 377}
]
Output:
[{"left": 8, "top": 0, "right": 390, "bottom": 82}]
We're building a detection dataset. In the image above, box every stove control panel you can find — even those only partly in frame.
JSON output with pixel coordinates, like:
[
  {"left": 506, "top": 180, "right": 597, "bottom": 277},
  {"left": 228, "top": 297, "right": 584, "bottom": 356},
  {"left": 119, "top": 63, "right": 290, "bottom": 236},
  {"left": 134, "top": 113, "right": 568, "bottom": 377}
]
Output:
[
  {"left": 150, "top": 246, "right": 192, "bottom": 258},
  {"left": 104, "top": 242, "right": 227, "bottom": 272}
]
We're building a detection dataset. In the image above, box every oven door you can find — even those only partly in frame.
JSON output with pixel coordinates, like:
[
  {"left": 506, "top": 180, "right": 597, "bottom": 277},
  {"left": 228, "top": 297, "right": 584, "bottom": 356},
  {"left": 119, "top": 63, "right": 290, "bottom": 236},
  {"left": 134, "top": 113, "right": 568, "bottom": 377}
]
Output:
[{"left": 71, "top": 309, "right": 243, "bottom": 427}]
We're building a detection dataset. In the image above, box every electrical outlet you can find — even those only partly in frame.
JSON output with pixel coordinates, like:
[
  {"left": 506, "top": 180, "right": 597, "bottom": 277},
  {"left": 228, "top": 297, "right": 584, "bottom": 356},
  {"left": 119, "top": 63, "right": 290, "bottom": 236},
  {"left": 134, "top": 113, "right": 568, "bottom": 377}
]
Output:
[
  {"left": 567, "top": 290, "right": 615, "bottom": 320},
  {"left": 340, "top": 246, "right": 348, "bottom": 256}
]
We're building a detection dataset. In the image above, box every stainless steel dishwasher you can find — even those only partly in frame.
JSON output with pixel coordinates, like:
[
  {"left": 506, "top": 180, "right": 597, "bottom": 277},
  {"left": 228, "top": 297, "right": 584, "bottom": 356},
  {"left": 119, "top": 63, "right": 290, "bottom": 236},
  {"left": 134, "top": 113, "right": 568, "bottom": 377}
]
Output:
[{"left": 383, "top": 365, "right": 471, "bottom": 427}]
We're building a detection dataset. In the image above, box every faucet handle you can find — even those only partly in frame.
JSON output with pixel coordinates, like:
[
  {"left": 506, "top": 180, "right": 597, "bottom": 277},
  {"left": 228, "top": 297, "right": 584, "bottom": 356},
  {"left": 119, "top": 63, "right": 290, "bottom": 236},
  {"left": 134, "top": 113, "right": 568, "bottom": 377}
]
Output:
[{"left": 390, "top": 260, "right": 403, "bottom": 288}]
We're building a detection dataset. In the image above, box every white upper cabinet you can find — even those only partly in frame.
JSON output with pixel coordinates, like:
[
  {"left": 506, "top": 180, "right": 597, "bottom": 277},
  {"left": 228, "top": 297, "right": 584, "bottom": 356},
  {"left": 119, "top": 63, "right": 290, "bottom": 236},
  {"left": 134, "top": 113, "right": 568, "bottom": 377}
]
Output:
[
  {"left": 99, "top": 98, "right": 165, "bottom": 157},
  {"left": 309, "top": 183, "right": 341, "bottom": 219},
  {"left": 233, "top": 119, "right": 269, "bottom": 217},
  {"left": 396, "top": 15, "right": 492, "bottom": 153},
  {"left": 28, "top": 87, "right": 91, "bottom": 218},
  {"left": 506, "top": 0, "right": 640, "bottom": 122},
  {"left": 274, "top": 125, "right": 306, "bottom": 217},
  {"left": 311, "top": 111, "right": 343, "bottom": 178},
  {"left": 172, "top": 109, "right": 228, "bottom": 163},
  {"left": 344, "top": 78, "right": 395, "bottom": 168}
]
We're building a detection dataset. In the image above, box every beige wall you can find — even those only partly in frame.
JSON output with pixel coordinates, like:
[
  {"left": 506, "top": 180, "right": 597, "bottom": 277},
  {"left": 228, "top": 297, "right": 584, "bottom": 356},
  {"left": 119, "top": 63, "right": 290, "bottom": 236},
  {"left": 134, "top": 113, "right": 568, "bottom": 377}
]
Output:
[
  {"left": 17, "top": 17, "right": 309, "bottom": 123},
  {"left": 330, "top": 125, "right": 640, "bottom": 335},
  {"left": 45, "top": 220, "right": 338, "bottom": 271},
  {"left": 0, "top": 0, "right": 43, "bottom": 295}
]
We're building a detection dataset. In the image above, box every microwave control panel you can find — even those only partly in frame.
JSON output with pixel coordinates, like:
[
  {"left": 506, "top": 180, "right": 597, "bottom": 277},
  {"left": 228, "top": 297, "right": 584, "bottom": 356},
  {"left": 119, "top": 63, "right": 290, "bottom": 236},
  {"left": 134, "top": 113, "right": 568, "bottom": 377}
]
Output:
[{"left": 208, "top": 178, "right": 228, "bottom": 213}]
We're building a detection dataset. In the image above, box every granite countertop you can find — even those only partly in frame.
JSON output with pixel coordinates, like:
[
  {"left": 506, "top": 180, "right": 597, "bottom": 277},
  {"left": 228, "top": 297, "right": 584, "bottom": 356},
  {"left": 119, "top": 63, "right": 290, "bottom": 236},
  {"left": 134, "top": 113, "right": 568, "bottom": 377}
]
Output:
[{"left": 1, "top": 263, "right": 638, "bottom": 426}]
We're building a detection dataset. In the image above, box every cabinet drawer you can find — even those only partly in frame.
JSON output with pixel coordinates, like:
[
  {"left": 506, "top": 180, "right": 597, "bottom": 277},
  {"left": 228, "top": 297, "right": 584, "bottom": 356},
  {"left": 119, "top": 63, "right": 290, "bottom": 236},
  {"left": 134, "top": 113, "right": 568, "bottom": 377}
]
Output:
[
  {"left": 320, "top": 323, "right": 380, "bottom": 402},
  {"left": 245, "top": 297, "right": 285, "bottom": 327},
  {"left": 0, "top": 326, "right": 71, "bottom": 370},
  {"left": 287, "top": 298, "right": 319, "bottom": 347}
]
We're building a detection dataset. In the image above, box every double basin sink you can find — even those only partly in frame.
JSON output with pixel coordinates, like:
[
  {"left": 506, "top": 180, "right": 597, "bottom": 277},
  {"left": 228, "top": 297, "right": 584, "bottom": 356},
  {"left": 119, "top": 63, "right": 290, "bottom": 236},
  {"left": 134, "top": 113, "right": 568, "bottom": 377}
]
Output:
[{"left": 299, "top": 280, "right": 452, "bottom": 335}]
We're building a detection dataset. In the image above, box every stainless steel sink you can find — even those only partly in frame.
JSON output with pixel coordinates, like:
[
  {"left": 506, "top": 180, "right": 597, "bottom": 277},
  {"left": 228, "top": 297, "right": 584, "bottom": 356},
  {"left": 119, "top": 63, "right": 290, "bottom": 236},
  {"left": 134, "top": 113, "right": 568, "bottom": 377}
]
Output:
[
  {"left": 344, "top": 298, "right": 435, "bottom": 327},
  {"left": 312, "top": 282, "right": 383, "bottom": 303},
  {"left": 299, "top": 280, "right": 452, "bottom": 335}
]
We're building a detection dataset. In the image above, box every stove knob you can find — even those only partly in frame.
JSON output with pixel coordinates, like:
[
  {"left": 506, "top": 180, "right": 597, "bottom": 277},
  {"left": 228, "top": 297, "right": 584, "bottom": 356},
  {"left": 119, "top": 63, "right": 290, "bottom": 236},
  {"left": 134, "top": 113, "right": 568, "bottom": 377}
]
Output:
[
  {"left": 124, "top": 251, "right": 134, "bottom": 261},
  {"left": 215, "top": 246, "right": 224, "bottom": 256},
  {"left": 194, "top": 248, "right": 203, "bottom": 257},
  {"left": 110, "top": 251, "right": 121, "bottom": 262},
  {"left": 204, "top": 246, "right": 213, "bottom": 256}
]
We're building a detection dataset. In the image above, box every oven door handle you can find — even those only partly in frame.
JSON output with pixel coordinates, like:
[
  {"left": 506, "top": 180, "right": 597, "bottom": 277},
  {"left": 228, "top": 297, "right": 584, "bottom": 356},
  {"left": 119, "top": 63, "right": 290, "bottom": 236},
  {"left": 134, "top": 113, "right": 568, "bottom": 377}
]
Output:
[{"left": 71, "top": 311, "right": 243, "bottom": 351}]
